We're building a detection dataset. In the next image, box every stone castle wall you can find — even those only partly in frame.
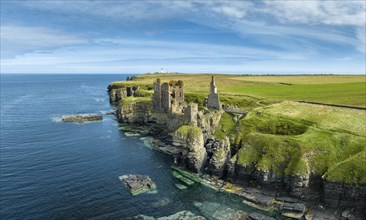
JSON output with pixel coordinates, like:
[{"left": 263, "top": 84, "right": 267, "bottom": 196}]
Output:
[
  {"left": 153, "top": 79, "right": 185, "bottom": 113},
  {"left": 153, "top": 79, "right": 162, "bottom": 112},
  {"left": 161, "top": 82, "right": 171, "bottom": 113}
]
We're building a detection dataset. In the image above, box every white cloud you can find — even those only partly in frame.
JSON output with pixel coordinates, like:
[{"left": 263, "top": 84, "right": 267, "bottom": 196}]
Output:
[
  {"left": 355, "top": 27, "right": 366, "bottom": 53},
  {"left": 262, "top": 1, "right": 366, "bottom": 26},
  {"left": 231, "top": 20, "right": 362, "bottom": 50},
  {"left": 15, "top": 1, "right": 186, "bottom": 22},
  {"left": 16, "top": 0, "right": 364, "bottom": 26},
  {"left": 1, "top": 1, "right": 364, "bottom": 73},
  {"left": 9, "top": 1, "right": 365, "bottom": 53},
  {"left": 0, "top": 25, "right": 87, "bottom": 58},
  {"left": 0, "top": 37, "right": 309, "bottom": 73},
  {"left": 208, "top": 1, "right": 253, "bottom": 19}
]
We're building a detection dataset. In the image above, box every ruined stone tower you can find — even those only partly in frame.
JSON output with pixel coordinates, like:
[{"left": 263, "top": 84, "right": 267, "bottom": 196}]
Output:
[
  {"left": 153, "top": 78, "right": 162, "bottom": 112},
  {"left": 153, "top": 79, "right": 185, "bottom": 113},
  {"left": 184, "top": 103, "right": 198, "bottom": 126},
  {"left": 161, "top": 82, "right": 171, "bottom": 112},
  {"left": 207, "top": 76, "right": 220, "bottom": 110}
]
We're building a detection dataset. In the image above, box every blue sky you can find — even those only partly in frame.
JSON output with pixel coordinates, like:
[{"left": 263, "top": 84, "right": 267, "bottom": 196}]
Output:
[{"left": 1, "top": 0, "right": 365, "bottom": 74}]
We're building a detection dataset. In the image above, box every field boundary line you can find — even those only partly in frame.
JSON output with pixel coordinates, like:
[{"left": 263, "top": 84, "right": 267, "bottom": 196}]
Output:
[{"left": 296, "top": 101, "right": 366, "bottom": 110}]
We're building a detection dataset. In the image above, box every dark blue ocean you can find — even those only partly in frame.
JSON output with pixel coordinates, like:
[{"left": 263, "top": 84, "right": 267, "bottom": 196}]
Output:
[{"left": 0, "top": 74, "right": 280, "bottom": 219}]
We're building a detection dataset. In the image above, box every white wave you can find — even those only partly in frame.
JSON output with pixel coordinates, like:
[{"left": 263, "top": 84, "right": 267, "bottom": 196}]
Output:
[
  {"left": 124, "top": 132, "right": 141, "bottom": 137},
  {"left": 93, "top": 98, "right": 104, "bottom": 102},
  {"left": 140, "top": 137, "right": 153, "bottom": 149},
  {"left": 51, "top": 116, "right": 63, "bottom": 122}
]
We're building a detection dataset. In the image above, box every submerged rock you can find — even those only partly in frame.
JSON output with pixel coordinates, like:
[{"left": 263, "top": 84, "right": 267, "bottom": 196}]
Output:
[
  {"left": 173, "top": 171, "right": 196, "bottom": 185},
  {"left": 103, "top": 110, "right": 116, "bottom": 115},
  {"left": 193, "top": 201, "right": 248, "bottom": 220},
  {"left": 241, "top": 192, "right": 274, "bottom": 207},
  {"left": 280, "top": 202, "right": 307, "bottom": 219},
  {"left": 136, "top": 210, "right": 205, "bottom": 220},
  {"left": 152, "top": 197, "right": 171, "bottom": 208},
  {"left": 175, "top": 183, "right": 188, "bottom": 190},
  {"left": 61, "top": 114, "right": 103, "bottom": 123},
  {"left": 119, "top": 175, "right": 156, "bottom": 195},
  {"left": 231, "top": 210, "right": 248, "bottom": 220},
  {"left": 247, "top": 212, "right": 275, "bottom": 220}
]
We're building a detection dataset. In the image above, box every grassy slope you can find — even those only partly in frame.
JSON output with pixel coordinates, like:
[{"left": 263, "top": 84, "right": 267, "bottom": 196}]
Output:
[
  {"left": 233, "top": 102, "right": 366, "bottom": 184},
  {"left": 111, "top": 73, "right": 366, "bottom": 184}
]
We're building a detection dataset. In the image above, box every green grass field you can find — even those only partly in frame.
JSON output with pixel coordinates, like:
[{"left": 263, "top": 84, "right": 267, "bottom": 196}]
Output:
[
  {"left": 111, "top": 73, "right": 366, "bottom": 184},
  {"left": 111, "top": 73, "right": 366, "bottom": 107}
]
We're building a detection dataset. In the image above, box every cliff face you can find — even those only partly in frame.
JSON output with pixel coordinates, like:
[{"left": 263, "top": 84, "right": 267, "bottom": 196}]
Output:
[
  {"left": 117, "top": 98, "right": 152, "bottom": 123},
  {"left": 323, "top": 181, "right": 366, "bottom": 218},
  {"left": 111, "top": 85, "right": 365, "bottom": 218},
  {"left": 197, "top": 110, "right": 223, "bottom": 139},
  {"left": 110, "top": 88, "right": 127, "bottom": 102},
  {"left": 206, "top": 137, "right": 231, "bottom": 177},
  {"left": 173, "top": 126, "right": 207, "bottom": 173}
]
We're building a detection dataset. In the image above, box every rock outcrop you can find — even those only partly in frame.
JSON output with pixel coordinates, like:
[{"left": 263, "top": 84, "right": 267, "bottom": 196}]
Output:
[
  {"left": 206, "top": 136, "right": 231, "bottom": 177},
  {"left": 119, "top": 174, "right": 156, "bottom": 195},
  {"left": 137, "top": 210, "right": 206, "bottom": 220},
  {"left": 323, "top": 181, "right": 366, "bottom": 219},
  {"left": 173, "top": 126, "right": 207, "bottom": 173},
  {"left": 61, "top": 114, "right": 103, "bottom": 123},
  {"left": 109, "top": 88, "right": 127, "bottom": 102},
  {"left": 108, "top": 86, "right": 140, "bottom": 102},
  {"left": 197, "top": 109, "right": 223, "bottom": 139},
  {"left": 117, "top": 98, "right": 152, "bottom": 123}
]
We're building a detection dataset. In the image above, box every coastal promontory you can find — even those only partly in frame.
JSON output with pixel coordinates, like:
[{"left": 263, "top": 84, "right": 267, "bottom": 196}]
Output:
[{"left": 108, "top": 73, "right": 366, "bottom": 219}]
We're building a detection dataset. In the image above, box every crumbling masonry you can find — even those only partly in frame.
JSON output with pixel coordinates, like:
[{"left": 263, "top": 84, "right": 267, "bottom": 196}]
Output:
[
  {"left": 206, "top": 76, "right": 221, "bottom": 110},
  {"left": 153, "top": 79, "right": 184, "bottom": 113}
]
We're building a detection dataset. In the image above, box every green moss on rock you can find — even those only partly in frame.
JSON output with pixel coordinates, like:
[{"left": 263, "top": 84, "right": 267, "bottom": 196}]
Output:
[
  {"left": 214, "top": 112, "right": 237, "bottom": 140},
  {"left": 119, "top": 97, "right": 152, "bottom": 112},
  {"left": 133, "top": 89, "right": 153, "bottom": 98},
  {"left": 176, "top": 125, "right": 202, "bottom": 141}
]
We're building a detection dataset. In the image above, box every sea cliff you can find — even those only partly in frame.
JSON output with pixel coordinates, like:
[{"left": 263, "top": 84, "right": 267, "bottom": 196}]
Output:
[{"left": 108, "top": 74, "right": 366, "bottom": 219}]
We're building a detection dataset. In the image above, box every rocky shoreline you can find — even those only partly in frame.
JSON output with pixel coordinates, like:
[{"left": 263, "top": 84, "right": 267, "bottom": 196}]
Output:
[
  {"left": 124, "top": 124, "right": 365, "bottom": 219},
  {"left": 108, "top": 78, "right": 366, "bottom": 219}
]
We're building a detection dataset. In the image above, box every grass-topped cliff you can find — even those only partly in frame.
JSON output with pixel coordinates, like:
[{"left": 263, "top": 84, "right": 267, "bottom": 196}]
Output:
[
  {"left": 110, "top": 73, "right": 366, "bottom": 107},
  {"left": 232, "top": 102, "right": 366, "bottom": 184},
  {"left": 110, "top": 73, "right": 366, "bottom": 184}
]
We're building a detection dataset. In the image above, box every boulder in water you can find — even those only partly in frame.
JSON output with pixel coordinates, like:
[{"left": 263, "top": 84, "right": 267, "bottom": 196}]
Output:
[
  {"left": 119, "top": 174, "right": 156, "bottom": 195},
  {"left": 62, "top": 114, "right": 102, "bottom": 123}
]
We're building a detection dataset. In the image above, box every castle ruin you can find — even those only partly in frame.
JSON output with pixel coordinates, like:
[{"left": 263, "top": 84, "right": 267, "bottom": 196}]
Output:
[
  {"left": 152, "top": 78, "right": 199, "bottom": 127},
  {"left": 153, "top": 78, "right": 184, "bottom": 113},
  {"left": 206, "top": 76, "right": 221, "bottom": 110}
]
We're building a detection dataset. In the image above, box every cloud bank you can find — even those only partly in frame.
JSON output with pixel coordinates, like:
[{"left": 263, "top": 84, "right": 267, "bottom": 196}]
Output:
[{"left": 1, "top": 0, "right": 365, "bottom": 74}]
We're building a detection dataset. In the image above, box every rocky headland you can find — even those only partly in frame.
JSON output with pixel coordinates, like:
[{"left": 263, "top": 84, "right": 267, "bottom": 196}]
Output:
[{"left": 108, "top": 75, "right": 366, "bottom": 219}]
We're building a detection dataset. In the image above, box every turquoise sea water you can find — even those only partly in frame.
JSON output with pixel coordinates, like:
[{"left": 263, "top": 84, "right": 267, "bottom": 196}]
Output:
[{"left": 0, "top": 74, "right": 284, "bottom": 219}]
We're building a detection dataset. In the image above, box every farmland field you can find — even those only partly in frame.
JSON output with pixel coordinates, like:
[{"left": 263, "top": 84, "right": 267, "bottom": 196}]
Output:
[{"left": 111, "top": 74, "right": 366, "bottom": 107}]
